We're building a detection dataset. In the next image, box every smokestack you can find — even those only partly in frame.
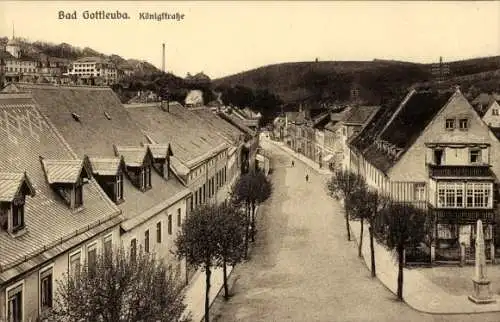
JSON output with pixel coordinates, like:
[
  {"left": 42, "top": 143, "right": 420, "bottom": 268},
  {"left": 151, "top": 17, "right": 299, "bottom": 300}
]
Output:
[{"left": 162, "top": 43, "right": 165, "bottom": 73}]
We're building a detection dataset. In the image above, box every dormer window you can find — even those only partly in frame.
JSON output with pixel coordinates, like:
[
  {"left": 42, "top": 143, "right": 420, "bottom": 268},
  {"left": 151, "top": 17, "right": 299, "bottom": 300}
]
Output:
[
  {"left": 40, "top": 156, "right": 91, "bottom": 211},
  {"left": 90, "top": 157, "right": 125, "bottom": 204},
  {"left": 146, "top": 144, "right": 173, "bottom": 180},
  {"left": 114, "top": 145, "right": 153, "bottom": 192},
  {"left": 0, "top": 172, "right": 36, "bottom": 236}
]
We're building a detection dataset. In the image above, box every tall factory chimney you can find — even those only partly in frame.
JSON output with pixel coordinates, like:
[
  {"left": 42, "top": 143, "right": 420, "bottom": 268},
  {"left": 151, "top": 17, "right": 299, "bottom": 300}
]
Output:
[{"left": 162, "top": 43, "right": 166, "bottom": 73}]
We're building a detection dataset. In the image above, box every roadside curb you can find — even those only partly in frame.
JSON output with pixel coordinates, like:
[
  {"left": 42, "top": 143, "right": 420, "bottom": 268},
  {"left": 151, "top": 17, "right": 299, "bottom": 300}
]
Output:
[{"left": 347, "top": 219, "right": 500, "bottom": 315}]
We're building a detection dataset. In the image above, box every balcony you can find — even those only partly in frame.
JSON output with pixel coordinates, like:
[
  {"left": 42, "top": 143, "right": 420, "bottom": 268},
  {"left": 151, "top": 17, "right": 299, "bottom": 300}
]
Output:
[
  {"left": 428, "top": 164, "right": 495, "bottom": 179},
  {"left": 433, "top": 208, "right": 495, "bottom": 224}
]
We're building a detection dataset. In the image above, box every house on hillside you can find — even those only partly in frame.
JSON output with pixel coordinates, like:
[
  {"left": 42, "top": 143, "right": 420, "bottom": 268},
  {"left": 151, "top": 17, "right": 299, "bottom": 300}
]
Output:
[
  {"left": 471, "top": 92, "right": 500, "bottom": 116},
  {"left": 2, "top": 83, "right": 192, "bottom": 284},
  {"left": 480, "top": 98, "right": 500, "bottom": 128},
  {"left": 348, "top": 87, "right": 500, "bottom": 264},
  {"left": 185, "top": 89, "right": 204, "bottom": 108}
]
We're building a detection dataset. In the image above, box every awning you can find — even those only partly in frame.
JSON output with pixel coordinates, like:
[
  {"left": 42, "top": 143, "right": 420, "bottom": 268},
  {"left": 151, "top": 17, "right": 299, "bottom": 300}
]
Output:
[{"left": 322, "top": 154, "right": 334, "bottom": 162}]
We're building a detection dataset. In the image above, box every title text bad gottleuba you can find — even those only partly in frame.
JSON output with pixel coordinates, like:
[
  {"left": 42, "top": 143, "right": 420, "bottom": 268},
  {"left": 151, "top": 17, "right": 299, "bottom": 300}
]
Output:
[{"left": 58, "top": 10, "right": 185, "bottom": 21}]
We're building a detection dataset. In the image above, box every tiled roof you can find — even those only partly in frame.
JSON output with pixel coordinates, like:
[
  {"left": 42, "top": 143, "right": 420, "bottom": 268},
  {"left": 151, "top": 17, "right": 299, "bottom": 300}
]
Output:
[
  {"left": 145, "top": 144, "right": 172, "bottom": 159},
  {"left": 0, "top": 172, "right": 35, "bottom": 202},
  {"left": 217, "top": 112, "right": 256, "bottom": 136},
  {"left": 114, "top": 145, "right": 150, "bottom": 167},
  {"left": 0, "top": 93, "right": 121, "bottom": 278},
  {"left": 343, "top": 106, "right": 381, "bottom": 125},
  {"left": 190, "top": 108, "right": 245, "bottom": 145},
  {"left": 125, "top": 103, "right": 229, "bottom": 167},
  {"left": 40, "top": 158, "right": 89, "bottom": 184},
  {"left": 350, "top": 89, "right": 455, "bottom": 173},
  {"left": 0, "top": 85, "right": 190, "bottom": 232},
  {"left": 90, "top": 157, "right": 123, "bottom": 176}
]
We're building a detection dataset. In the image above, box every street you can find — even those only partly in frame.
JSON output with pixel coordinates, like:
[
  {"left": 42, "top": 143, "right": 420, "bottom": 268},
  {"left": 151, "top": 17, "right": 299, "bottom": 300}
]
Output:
[{"left": 209, "top": 140, "right": 500, "bottom": 322}]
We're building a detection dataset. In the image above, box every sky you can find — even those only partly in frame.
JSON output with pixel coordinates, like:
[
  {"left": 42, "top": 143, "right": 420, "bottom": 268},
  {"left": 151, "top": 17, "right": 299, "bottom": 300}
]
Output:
[{"left": 0, "top": 1, "right": 499, "bottom": 79}]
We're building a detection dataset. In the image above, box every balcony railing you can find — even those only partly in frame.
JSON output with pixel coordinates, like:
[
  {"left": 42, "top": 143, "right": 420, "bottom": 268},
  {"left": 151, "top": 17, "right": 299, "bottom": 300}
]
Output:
[
  {"left": 428, "top": 164, "right": 494, "bottom": 178},
  {"left": 433, "top": 208, "right": 495, "bottom": 224}
]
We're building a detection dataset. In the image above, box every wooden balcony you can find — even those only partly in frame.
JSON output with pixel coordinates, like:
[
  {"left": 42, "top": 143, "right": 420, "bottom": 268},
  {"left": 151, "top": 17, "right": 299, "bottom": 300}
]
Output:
[
  {"left": 432, "top": 208, "right": 495, "bottom": 224},
  {"left": 428, "top": 164, "right": 495, "bottom": 179}
]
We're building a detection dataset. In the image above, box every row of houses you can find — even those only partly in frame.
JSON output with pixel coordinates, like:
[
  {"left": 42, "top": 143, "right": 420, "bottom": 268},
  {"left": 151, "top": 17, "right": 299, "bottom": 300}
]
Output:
[
  {"left": 0, "top": 83, "right": 259, "bottom": 322},
  {"left": 274, "top": 88, "right": 500, "bottom": 265}
]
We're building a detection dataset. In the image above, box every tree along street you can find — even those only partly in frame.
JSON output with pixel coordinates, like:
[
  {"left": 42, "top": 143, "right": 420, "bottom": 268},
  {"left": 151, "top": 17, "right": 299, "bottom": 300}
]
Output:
[{"left": 210, "top": 140, "right": 500, "bottom": 322}]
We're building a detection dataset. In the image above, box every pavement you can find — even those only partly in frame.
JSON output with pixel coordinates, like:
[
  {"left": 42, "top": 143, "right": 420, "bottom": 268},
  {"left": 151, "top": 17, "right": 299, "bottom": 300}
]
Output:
[
  {"left": 205, "top": 137, "right": 500, "bottom": 322},
  {"left": 181, "top": 172, "right": 259, "bottom": 322}
]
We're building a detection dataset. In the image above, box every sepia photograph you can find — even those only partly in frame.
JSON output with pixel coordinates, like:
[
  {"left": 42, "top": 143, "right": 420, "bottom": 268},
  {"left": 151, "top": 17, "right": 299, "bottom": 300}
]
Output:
[{"left": 0, "top": 1, "right": 500, "bottom": 321}]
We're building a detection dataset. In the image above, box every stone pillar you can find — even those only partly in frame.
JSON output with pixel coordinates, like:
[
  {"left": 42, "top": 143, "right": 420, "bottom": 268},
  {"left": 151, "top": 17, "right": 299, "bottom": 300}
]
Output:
[
  {"left": 430, "top": 243, "right": 436, "bottom": 263},
  {"left": 469, "top": 219, "right": 496, "bottom": 304}
]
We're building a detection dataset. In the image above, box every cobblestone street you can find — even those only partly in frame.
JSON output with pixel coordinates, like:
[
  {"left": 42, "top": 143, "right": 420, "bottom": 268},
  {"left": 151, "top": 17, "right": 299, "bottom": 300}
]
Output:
[{"left": 209, "top": 140, "right": 500, "bottom": 322}]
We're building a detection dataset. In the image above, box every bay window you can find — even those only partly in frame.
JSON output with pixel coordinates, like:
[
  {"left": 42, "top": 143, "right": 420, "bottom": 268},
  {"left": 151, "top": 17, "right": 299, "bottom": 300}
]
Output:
[{"left": 437, "top": 182, "right": 492, "bottom": 208}]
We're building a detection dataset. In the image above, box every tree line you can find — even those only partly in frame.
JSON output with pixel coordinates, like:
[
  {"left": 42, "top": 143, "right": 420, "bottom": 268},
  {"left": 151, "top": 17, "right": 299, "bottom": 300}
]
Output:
[
  {"left": 46, "top": 168, "right": 272, "bottom": 322},
  {"left": 327, "top": 169, "right": 431, "bottom": 301}
]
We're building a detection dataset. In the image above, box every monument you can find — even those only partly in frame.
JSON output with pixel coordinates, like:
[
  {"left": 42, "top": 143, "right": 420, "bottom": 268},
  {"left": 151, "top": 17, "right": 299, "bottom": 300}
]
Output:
[{"left": 468, "top": 219, "right": 496, "bottom": 304}]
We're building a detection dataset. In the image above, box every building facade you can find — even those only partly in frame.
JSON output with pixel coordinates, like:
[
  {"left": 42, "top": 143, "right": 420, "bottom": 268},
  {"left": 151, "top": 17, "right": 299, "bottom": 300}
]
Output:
[{"left": 348, "top": 88, "right": 500, "bottom": 263}]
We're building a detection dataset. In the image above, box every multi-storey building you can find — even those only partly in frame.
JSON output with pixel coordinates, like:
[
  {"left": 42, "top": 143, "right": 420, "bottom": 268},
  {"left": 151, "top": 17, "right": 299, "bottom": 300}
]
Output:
[
  {"left": 0, "top": 37, "right": 39, "bottom": 83},
  {"left": 66, "top": 57, "right": 118, "bottom": 85},
  {"left": 0, "top": 92, "right": 123, "bottom": 321},
  {"left": 3, "top": 83, "right": 192, "bottom": 283},
  {"left": 348, "top": 87, "right": 500, "bottom": 263}
]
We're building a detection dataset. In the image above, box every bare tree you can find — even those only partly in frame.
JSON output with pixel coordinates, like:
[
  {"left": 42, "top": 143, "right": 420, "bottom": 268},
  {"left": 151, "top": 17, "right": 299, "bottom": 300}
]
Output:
[
  {"left": 50, "top": 247, "right": 188, "bottom": 322},
  {"left": 326, "top": 169, "right": 364, "bottom": 241}
]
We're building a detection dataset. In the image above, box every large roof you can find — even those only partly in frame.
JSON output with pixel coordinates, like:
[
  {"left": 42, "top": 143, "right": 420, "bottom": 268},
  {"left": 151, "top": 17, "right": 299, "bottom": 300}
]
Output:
[
  {"left": 0, "top": 93, "right": 121, "bottom": 281},
  {"left": 125, "top": 103, "right": 229, "bottom": 168},
  {"left": 350, "top": 89, "right": 455, "bottom": 173},
  {"left": 343, "top": 106, "right": 381, "bottom": 125},
  {"left": 1, "top": 84, "right": 190, "bottom": 224},
  {"left": 189, "top": 108, "right": 245, "bottom": 145}
]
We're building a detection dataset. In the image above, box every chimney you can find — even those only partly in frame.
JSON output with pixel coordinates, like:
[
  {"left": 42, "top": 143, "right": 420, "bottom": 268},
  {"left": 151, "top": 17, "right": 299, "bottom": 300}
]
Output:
[{"left": 162, "top": 43, "right": 165, "bottom": 73}]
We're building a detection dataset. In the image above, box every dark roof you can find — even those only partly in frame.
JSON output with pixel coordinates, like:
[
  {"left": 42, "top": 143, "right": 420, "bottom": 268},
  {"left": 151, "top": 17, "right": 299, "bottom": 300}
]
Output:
[
  {"left": 125, "top": 103, "right": 229, "bottom": 168},
  {"left": 0, "top": 93, "right": 121, "bottom": 280},
  {"left": 313, "top": 113, "right": 331, "bottom": 129},
  {"left": 490, "top": 127, "right": 500, "bottom": 140},
  {"left": 350, "top": 89, "right": 455, "bottom": 173},
  {"left": 217, "top": 112, "right": 257, "bottom": 136},
  {"left": 1, "top": 85, "right": 190, "bottom": 224},
  {"left": 343, "top": 106, "right": 380, "bottom": 125}
]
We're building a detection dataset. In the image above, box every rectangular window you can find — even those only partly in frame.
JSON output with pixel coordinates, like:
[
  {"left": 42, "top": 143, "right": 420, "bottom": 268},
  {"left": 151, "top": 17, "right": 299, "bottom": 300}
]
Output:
[
  {"left": 433, "top": 149, "right": 444, "bottom": 165},
  {"left": 414, "top": 183, "right": 425, "bottom": 201},
  {"left": 69, "top": 251, "right": 82, "bottom": 276},
  {"left": 177, "top": 208, "right": 182, "bottom": 227},
  {"left": 144, "top": 230, "right": 150, "bottom": 253},
  {"left": 87, "top": 243, "right": 97, "bottom": 271},
  {"left": 116, "top": 173, "right": 123, "bottom": 201},
  {"left": 459, "top": 119, "right": 469, "bottom": 130},
  {"left": 156, "top": 222, "right": 162, "bottom": 243},
  {"left": 74, "top": 184, "right": 83, "bottom": 209},
  {"left": 40, "top": 267, "right": 53, "bottom": 310},
  {"left": 203, "top": 184, "right": 206, "bottom": 203},
  {"left": 493, "top": 109, "right": 499, "bottom": 116},
  {"left": 438, "top": 182, "right": 491, "bottom": 208},
  {"left": 445, "top": 119, "right": 455, "bottom": 130},
  {"left": 469, "top": 149, "right": 481, "bottom": 164},
  {"left": 103, "top": 235, "right": 113, "bottom": 258},
  {"left": 12, "top": 199, "right": 25, "bottom": 232},
  {"left": 168, "top": 215, "right": 172, "bottom": 235},
  {"left": 130, "top": 239, "right": 137, "bottom": 261},
  {"left": 7, "top": 284, "right": 23, "bottom": 322}
]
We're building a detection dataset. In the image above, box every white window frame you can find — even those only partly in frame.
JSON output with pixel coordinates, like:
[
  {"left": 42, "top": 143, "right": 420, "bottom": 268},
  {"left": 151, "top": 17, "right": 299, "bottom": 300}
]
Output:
[
  {"left": 5, "top": 280, "right": 24, "bottom": 322},
  {"left": 445, "top": 118, "right": 455, "bottom": 130},
  {"left": 103, "top": 234, "right": 113, "bottom": 257},
  {"left": 469, "top": 149, "right": 481, "bottom": 164},
  {"left": 69, "top": 249, "right": 82, "bottom": 276},
  {"left": 437, "top": 182, "right": 492, "bottom": 208},
  {"left": 459, "top": 118, "right": 469, "bottom": 130},
  {"left": 39, "top": 263, "right": 55, "bottom": 313},
  {"left": 86, "top": 241, "right": 98, "bottom": 269},
  {"left": 414, "top": 183, "right": 426, "bottom": 201}
]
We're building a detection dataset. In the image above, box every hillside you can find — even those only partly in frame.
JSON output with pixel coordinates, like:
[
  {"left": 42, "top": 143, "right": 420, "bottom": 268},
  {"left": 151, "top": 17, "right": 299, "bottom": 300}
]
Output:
[
  {"left": 0, "top": 36, "right": 160, "bottom": 75},
  {"left": 213, "top": 56, "right": 500, "bottom": 105}
]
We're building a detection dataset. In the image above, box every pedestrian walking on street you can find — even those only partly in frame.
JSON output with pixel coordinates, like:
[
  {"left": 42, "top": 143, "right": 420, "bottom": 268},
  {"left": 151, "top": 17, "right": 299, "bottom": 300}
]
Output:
[
  {"left": 292, "top": 160, "right": 295, "bottom": 167},
  {"left": 305, "top": 174, "right": 309, "bottom": 182}
]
